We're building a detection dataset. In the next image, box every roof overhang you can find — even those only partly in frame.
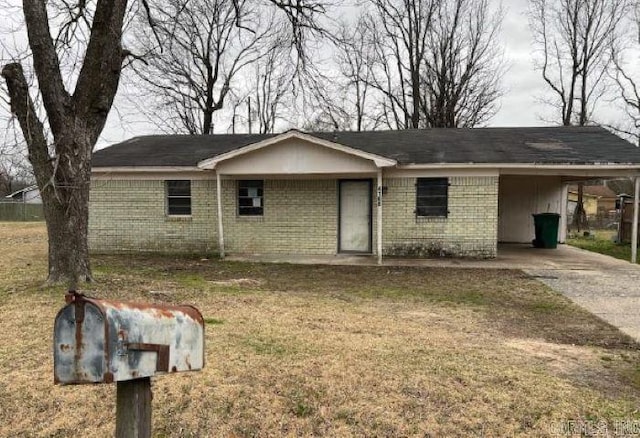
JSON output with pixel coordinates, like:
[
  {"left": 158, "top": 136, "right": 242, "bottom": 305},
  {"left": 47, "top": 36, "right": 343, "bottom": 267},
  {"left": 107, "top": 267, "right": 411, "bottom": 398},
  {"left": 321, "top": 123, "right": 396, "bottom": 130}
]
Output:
[
  {"left": 398, "top": 162, "right": 640, "bottom": 178},
  {"left": 399, "top": 163, "right": 640, "bottom": 170},
  {"left": 92, "top": 166, "right": 203, "bottom": 173},
  {"left": 197, "top": 131, "right": 397, "bottom": 170}
]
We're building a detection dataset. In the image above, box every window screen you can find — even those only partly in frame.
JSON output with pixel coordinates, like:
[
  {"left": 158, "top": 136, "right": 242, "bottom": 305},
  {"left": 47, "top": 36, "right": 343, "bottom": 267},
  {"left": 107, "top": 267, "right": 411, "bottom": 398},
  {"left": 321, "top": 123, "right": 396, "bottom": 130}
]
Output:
[
  {"left": 166, "top": 180, "right": 192, "bottom": 216},
  {"left": 416, "top": 178, "right": 448, "bottom": 217},
  {"left": 238, "top": 180, "right": 264, "bottom": 216}
]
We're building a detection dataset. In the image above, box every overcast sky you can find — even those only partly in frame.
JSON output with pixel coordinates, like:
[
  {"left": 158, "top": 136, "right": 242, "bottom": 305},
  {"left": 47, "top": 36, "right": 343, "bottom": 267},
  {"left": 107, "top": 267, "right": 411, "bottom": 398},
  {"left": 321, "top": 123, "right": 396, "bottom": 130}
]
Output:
[
  {"left": 2, "top": 0, "right": 637, "bottom": 148},
  {"left": 494, "top": 0, "right": 546, "bottom": 126}
]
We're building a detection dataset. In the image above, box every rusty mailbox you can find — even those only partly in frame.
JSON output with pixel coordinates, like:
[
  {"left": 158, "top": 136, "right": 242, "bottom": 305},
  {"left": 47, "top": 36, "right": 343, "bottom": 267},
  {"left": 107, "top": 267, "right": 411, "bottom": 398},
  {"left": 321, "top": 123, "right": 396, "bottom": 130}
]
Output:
[{"left": 54, "top": 292, "right": 204, "bottom": 384}]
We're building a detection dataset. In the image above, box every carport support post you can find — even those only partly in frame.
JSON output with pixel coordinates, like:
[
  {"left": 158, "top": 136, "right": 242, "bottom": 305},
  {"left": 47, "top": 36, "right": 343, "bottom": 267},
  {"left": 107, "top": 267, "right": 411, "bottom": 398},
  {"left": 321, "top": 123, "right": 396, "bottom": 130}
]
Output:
[
  {"left": 632, "top": 176, "right": 639, "bottom": 264},
  {"left": 377, "top": 168, "right": 383, "bottom": 265},
  {"left": 216, "top": 171, "right": 225, "bottom": 258},
  {"left": 116, "top": 377, "right": 152, "bottom": 438},
  {"left": 559, "top": 183, "right": 569, "bottom": 243}
]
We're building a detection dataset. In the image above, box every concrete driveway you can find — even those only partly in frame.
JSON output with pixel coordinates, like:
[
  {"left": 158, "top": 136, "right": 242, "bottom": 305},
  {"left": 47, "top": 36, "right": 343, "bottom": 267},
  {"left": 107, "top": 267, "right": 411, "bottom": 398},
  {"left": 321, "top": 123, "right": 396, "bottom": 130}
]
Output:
[
  {"left": 510, "top": 245, "right": 640, "bottom": 342},
  {"left": 230, "top": 244, "right": 640, "bottom": 341}
]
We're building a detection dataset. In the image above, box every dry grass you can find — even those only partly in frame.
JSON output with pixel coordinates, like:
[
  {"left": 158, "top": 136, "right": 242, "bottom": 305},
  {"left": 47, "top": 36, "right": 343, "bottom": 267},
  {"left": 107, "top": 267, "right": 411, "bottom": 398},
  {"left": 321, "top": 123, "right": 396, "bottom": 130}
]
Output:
[{"left": 1, "top": 222, "right": 640, "bottom": 437}]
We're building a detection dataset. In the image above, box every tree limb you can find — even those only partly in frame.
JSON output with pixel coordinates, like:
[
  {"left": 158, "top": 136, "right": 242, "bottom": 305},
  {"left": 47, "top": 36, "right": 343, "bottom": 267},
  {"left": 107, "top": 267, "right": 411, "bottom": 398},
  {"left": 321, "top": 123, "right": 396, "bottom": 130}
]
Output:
[
  {"left": 73, "top": 0, "right": 127, "bottom": 144},
  {"left": 21, "top": 0, "right": 71, "bottom": 137},
  {"left": 1, "top": 63, "right": 54, "bottom": 191}
]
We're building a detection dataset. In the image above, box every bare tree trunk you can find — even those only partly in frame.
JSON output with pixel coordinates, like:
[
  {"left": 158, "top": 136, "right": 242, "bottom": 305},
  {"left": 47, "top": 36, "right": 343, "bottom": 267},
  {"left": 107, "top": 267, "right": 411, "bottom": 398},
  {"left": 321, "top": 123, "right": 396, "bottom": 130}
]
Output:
[
  {"left": 2, "top": 62, "right": 93, "bottom": 283},
  {"left": 45, "top": 194, "right": 92, "bottom": 285},
  {"left": 48, "top": 135, "right": 93, "bottom": 285},
  {"left": 572, "top": 182, "right": 588, "bottom": 232},
  {"left": 411, "top": 70, "right": 421, "bottom": 129},
  {"left": 1, "top": 63, "right": 89, "bottom": 284},
  {"left": 2, "top": 0, "right": 128, "bottom": 285}
]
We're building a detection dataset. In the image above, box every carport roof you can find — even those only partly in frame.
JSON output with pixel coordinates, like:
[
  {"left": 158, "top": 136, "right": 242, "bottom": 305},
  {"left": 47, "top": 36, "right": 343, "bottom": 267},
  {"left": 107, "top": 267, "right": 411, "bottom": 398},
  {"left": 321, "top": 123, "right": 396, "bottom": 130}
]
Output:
[{"left": 92, "top": 126, "right": 640, "bottom": 168}]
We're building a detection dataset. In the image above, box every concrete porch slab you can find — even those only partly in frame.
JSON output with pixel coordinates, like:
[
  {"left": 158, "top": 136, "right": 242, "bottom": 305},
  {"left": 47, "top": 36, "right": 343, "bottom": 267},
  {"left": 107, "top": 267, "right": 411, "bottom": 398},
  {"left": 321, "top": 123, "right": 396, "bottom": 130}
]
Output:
[{"left": 226, "top": 244, "right": 636, "bottom": 271}]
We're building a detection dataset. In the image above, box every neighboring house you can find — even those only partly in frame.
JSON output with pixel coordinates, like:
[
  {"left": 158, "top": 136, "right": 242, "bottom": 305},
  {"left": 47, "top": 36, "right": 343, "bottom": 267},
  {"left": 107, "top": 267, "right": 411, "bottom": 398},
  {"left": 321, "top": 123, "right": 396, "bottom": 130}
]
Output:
[
  {"left": 3, "top": 185, "right": 42, "bottom": 204},
  {"left": 90, "top": 127, "right": 640, "bottom": 261},
  {"left": 567, "top": 189, "right": 599, "bottom": 217},
  {"left": 568, "top": 184, "right": 618, "bottom": 217}
]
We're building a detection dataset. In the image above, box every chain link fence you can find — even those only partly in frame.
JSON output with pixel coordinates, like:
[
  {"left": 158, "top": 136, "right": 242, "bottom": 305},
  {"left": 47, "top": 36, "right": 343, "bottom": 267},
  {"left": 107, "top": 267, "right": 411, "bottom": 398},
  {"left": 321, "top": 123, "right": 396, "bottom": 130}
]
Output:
[{"left": 0, "top": 202, "right": 44, "bottom": 221}]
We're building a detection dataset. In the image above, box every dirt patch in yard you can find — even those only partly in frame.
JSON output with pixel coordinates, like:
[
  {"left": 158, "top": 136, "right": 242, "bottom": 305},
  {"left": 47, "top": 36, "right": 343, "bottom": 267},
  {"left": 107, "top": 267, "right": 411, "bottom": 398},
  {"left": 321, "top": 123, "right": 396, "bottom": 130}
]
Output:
[
  {"left": 1, "top": 223, "right": 640, "bottom": 437},
  {"left": 506, "top": 339, "right": 640, "bottom": 400}
]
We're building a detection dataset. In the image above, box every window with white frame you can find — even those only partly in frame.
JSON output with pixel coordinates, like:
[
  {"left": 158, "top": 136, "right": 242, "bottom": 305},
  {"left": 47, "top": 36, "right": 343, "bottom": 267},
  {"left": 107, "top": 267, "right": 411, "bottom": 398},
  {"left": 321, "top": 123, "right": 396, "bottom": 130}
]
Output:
[
  {"left": 416, "top": 178, "right": 448, "bottom": 217},
  {"left": 166, "top": 180, "right": 192, "bottom": 216},
  {"left": 238, "top": 180, "right": 264, "bottom": 216}
]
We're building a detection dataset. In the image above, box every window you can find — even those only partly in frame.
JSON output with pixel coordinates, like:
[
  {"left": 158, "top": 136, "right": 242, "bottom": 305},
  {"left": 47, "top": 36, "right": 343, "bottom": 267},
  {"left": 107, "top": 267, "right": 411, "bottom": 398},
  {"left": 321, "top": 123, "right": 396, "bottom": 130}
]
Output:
[
  {"left": 166, "top": 180, "right": 191, "bottom": 216},
  {"left": 238, "top": 180, "right": 264, "bottom": 216},
  {"left": 416, "top": 178, "right": 448, "bottom": 217}
]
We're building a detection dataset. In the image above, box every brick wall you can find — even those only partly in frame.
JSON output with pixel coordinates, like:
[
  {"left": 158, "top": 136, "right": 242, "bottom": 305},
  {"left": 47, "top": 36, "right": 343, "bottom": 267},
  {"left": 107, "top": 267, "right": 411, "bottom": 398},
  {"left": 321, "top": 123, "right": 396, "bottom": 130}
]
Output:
[
  {"left": 221, "top": 179, "right": 338, "bottom": 254},
  {"left": 89, "top": 178, "right": 338, "bottom": 255},
  {"left": 89, "top": 179, "right": 217, "bottom": 253},
  {"left": 89, "top": 175, "right": 498, "bottom": 258},
  {"left": 380, "top": 176, "right": 498, "bottom": 258}
]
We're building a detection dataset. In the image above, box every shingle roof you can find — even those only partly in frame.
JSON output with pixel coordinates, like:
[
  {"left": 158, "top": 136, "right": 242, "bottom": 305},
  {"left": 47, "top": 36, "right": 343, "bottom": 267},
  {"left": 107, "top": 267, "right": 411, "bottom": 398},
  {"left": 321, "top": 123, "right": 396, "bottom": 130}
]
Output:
[{"left": 92, "top": 126, "right": 640, "bottom": 168}]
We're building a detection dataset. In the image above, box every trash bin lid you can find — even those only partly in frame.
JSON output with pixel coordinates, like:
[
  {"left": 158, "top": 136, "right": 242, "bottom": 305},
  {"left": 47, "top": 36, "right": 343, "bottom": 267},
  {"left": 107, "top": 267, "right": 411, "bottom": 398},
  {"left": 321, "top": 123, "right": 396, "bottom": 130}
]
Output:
[{"left": 532, "top": 213, "right": 560, "bottom": 217}]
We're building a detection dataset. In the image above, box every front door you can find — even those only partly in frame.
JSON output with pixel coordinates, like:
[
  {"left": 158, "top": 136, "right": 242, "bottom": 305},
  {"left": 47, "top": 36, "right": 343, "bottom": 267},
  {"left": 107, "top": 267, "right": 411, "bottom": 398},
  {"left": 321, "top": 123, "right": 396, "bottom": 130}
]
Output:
[{"left": 339, "top": 180, "right": 372, "bottom": 253}]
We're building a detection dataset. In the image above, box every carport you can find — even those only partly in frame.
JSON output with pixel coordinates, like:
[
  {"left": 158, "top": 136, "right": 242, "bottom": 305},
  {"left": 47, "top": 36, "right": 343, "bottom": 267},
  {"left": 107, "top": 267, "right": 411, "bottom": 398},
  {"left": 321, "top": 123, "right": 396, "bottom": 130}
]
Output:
[{"left": 497, "top": 165, "right": 640, "bottom": 263}]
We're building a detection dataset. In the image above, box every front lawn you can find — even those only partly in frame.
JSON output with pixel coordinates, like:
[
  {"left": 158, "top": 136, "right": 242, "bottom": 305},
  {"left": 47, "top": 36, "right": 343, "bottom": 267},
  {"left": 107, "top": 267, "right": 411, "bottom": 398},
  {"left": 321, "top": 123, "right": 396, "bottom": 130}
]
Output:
[{"left": 1, "top": 223, "right": 640, "bottom": 437}]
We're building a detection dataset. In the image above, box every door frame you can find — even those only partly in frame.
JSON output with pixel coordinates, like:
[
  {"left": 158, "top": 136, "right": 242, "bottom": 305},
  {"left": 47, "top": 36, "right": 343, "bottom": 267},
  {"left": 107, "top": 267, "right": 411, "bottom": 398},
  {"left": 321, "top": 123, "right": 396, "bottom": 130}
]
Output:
[{"left": 337, "top": 179, "right": 373, "bottom": 254}]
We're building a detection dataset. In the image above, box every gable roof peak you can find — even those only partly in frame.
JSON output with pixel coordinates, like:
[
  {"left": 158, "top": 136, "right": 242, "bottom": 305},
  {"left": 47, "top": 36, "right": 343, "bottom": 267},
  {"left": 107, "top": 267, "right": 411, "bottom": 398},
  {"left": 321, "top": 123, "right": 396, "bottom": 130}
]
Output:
[{"left": 197, "top": 129, "right": 397, "bottom": 169}]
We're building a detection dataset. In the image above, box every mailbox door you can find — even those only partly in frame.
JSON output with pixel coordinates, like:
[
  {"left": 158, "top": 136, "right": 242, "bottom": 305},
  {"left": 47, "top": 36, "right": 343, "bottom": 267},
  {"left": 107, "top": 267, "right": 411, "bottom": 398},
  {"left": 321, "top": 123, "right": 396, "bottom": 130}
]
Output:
[{"left": 54, "top": 302, "right": 108, "bottom": 384}]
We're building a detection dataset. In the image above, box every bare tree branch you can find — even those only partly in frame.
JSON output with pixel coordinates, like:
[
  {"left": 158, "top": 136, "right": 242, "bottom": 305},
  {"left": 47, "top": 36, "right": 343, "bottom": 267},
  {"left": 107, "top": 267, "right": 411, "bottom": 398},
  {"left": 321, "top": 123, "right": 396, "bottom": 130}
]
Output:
[
  {"left": 609, "top": 13, "right": 640, "bottom": 146},
  {"left": 529, "top": 0, "right": 628, "bottom": 126},
  {"left": 2, "top": 63, "right": 53, "bottom": 191},
  {"left": 21, "top": 0, "right": 72, "bottom": 136},
  {"left": 325, "top": 0, "right": 504, "bottom": 130},
  {"left": 131, "top": 0, "right": 287, "bottom": 134}
]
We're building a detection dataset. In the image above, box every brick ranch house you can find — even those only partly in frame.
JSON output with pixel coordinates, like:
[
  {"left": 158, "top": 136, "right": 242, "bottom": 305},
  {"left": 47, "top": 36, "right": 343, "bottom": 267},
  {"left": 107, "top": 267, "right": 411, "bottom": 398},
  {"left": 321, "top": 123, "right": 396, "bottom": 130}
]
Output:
[{"left": 89, "top": 127, "right": 640, "bottom": 262}]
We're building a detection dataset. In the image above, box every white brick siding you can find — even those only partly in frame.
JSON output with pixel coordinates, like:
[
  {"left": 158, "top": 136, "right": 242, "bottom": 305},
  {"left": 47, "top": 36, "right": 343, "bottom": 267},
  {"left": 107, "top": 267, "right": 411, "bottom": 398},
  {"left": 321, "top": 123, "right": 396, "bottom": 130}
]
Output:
[{"left": 89, "top": 175, "right": 498, "bottom": 258}]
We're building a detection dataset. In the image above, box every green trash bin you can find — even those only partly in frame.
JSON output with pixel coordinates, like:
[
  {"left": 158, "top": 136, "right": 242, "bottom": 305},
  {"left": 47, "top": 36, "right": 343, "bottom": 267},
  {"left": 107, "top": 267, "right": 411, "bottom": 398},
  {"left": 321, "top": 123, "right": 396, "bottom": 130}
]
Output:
[{"left": 532, "top": 213, "right": 560, "bottom": 249}]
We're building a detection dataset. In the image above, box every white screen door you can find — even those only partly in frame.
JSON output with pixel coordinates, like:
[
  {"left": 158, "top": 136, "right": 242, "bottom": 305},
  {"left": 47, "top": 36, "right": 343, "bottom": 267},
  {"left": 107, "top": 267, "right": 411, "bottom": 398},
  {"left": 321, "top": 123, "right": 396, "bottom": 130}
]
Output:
[{"left": 339, "top": 180, "right": 371, "bottom": 252}]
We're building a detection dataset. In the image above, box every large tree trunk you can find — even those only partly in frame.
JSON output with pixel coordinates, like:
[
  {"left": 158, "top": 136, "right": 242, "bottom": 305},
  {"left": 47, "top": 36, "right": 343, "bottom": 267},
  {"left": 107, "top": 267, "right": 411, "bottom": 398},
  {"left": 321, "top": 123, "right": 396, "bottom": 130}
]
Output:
[
  {"left": 41, "top": 147, "right": 93, "bottom": 285},
  {"left": 2, "top": 63, "right": 94, "bottom": 286},
  {"left": 45, "top": 195, "right": 92, "bottom": 285},
  {"left": 2, "top": 0, "right": 127, "bottom": 286}
]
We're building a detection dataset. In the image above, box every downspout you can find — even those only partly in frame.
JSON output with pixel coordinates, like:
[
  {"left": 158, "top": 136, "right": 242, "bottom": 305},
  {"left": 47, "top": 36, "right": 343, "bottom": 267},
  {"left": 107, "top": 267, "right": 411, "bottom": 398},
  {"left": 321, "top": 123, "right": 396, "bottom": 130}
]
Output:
[
  {"left": 632, "top": 176, "right": 639, "bottom": 264},
  {"left": 377, "top": 168, "right": 383, "bottom": 265},
  {"left": 216, "top": 171, "right": 225, "bottom": 259}
]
